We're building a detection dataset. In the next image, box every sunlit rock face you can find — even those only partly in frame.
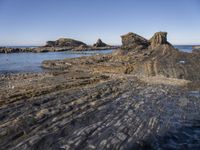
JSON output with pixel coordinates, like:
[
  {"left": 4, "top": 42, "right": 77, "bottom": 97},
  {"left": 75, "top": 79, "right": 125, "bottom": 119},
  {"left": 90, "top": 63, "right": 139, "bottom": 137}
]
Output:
[
  {"left": 149, "top": 32, "right": 168, "bottom": 47},
  {"left": 115, "top": 32, "right": 200, "bottom": 81},
  {"left": 121, "top": 32, "right": 149, "bottom": 50},
  {"left": 41, "top": 31, "right": 200, "bottom": 81},
  {"left": 93, "top": 39, "right": 109, "bottom": 47}
]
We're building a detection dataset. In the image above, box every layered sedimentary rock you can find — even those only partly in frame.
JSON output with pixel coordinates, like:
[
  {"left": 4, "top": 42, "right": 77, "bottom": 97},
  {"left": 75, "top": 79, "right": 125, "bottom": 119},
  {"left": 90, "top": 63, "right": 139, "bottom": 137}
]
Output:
[
  {"left": 1, "top": 56, "right": 200, "bottom": 150},
  {"left": 1, "top": 72, "right": 200, "bottom": 150},
  {"left": 117, "top": 32, "right": 200, "bottom": 81},
  {"left": 43, "top": 32, "right": 200, "bottom": 81},
  {"left": 0, "top": 31, "right": 200, "bottom": 150},
  {"left": 121, "top": 32, "right": 149, "bottom": 50},
  {"left": 149, "top": 32, "right": 170, "bottom": 48}
]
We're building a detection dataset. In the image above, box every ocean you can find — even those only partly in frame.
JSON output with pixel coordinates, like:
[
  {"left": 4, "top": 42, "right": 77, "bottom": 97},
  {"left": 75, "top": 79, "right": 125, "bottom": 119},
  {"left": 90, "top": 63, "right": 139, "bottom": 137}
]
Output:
[
  {"left": 0, "top": 50, "right": 113, "bottom": 74},
  {"left": 174, "top": 45, "right": 195, "bottom": 52}
]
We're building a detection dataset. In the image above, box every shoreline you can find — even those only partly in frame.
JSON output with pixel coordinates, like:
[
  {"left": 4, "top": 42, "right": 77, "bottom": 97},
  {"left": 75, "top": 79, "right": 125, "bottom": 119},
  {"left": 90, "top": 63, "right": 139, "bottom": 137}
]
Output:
[
  {"left": 0, "top": 46, "right": 119, "bottom": 54},
  {"left": 0, "top": 31, "right": 200, "bottom": 149}
]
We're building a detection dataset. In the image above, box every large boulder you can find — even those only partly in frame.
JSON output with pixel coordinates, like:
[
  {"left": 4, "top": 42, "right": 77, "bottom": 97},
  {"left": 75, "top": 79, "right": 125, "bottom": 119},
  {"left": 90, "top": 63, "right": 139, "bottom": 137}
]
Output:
[
  {"left": 45, "top": 38, "right": 87, "bottom": 47},
  {"left": 113, "top": 31, "right": 200, "bottom": 81},
  {"left": 149, "top": 32, "right": 170, "bottom": 48},
  {"left": 121, "top": 32, "right": 149, "bottom": 50},
  {"left": 93, "top": 39, "right": 109, "bottom": 47}
]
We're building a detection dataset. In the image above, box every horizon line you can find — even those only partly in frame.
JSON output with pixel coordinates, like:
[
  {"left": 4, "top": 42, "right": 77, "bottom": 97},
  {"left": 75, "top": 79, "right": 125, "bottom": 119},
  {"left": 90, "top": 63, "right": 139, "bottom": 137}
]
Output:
[{"left": 1, "top": 43, "right": 200, "bottom": 47}]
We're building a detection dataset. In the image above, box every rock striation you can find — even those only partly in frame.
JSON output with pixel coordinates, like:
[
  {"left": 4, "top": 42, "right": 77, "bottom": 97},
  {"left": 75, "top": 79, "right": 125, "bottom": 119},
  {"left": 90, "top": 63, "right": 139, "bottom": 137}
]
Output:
[
  {"left": 43, "top": 31, "right": 200, "bottom": 81},
  {"left": 117, "top": 32, "right": 200, "bottom": 81},
  {"left": 0, "top": 55, "right": 200, "bottom": 150},
  {"left": 0, "top": 31, "right": 200, "bottom": 150},
  {"left": 121, "top": 32, "right": 149, "bottom": 50},
  {"left": 149, "top": 32, "right": 169, "bottom": 47}
]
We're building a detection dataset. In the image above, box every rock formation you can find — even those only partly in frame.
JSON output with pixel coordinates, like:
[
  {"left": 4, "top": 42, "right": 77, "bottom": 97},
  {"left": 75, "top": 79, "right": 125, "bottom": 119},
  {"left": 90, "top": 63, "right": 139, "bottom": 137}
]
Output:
[
  {"left": 0, "top": 31, "right": 200, "bottom": 150},
  {"left": 43, "top": 31, "right": 200, "bottom": 81},
  {"left": 149, "top": 32, "right": 170, "bottom": 48},
  {"left": 93, "top": 39, "right": 109, "bottom": 47},
  {"left": 0, "top": 38, "right": 117, "bottom": 53},
  {"left": 0, "top": 47, "right": 33, "bottom": 53},
  {"left": 45, "top": 38, "right": 87, "bottom": 47},
  {"left": 121, "top": 32, "right": 149, "bottom": 50},
  {"left": 118, "top": 32, "right": 200, "bottom": 81}
]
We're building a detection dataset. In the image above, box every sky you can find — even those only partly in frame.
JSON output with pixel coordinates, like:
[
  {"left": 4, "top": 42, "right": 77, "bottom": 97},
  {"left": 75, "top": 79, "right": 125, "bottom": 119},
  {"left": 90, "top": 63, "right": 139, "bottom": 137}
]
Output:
[{"left": 0, "top": 0, "right": 200, "bottom": 46}]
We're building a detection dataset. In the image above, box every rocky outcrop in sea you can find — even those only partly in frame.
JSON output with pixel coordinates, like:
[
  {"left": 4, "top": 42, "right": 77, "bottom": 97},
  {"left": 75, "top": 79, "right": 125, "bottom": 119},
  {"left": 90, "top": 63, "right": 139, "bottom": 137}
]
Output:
[
  {"left": 93, "top": 39, "right": 109, "bottom": 47},
  {"left": 43, "top": 31, "right": 200, "bottom": 82},
  {"left": 45, "top": 38, "right": 87, "bottom": 47},
  {"left": 0, "top": 38, "right": 117, "bottom": 53}
]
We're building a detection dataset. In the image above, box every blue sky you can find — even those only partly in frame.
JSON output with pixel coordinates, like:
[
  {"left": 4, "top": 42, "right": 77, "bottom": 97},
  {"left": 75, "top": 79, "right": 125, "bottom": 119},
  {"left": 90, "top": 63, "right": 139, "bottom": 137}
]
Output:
[{"left": 0, "top": 0, "right": 200, "bottom": 46}]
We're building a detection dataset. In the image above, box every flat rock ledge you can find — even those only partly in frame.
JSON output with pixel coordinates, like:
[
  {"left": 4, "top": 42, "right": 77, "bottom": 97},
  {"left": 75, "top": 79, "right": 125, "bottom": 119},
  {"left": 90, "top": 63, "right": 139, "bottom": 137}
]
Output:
[
  {"left": 0, "top": 38, "right": 118, "bottom": 53},
  {"left": 0, "top": 70, "right": 200, "bottom": 150}
]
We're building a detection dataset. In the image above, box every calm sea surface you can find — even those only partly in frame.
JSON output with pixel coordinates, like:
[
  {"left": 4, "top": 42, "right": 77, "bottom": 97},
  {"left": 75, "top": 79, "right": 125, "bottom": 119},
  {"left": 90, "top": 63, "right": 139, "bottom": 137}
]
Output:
[
  {"left": 174, "top": 45, "right": 194, "bottom": 52},
  {"left": 0, "top": 50, "right": 113, "bottom": 74},
  {"left": 0, "top": 45, "right": 195, "bottom": 74}
]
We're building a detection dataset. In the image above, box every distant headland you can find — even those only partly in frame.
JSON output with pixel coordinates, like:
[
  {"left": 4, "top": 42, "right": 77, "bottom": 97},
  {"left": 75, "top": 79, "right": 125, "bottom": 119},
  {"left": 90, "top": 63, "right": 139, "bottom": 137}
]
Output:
[{"left": 0, "top": 38, "right": 118, "bottom": 53}]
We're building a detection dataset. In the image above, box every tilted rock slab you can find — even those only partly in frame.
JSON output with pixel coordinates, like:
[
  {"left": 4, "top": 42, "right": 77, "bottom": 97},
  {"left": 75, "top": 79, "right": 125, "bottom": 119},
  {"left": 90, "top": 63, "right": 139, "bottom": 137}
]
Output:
[{"left": 118, "top": 32, "right": 200, "bottom": 81}]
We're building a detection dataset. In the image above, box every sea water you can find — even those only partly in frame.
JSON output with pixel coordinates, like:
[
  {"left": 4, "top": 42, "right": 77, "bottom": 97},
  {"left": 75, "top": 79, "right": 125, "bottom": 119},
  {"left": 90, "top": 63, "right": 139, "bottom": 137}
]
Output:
[{"left": 0, "top": 50, "right": 113, "bottom": 74}]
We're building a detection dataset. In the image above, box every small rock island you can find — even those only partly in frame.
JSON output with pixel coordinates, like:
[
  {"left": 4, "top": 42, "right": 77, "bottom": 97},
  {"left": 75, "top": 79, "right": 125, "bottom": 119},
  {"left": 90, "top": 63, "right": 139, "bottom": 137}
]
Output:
[
  {"left": 0, "top": 32, "right": 200, "bottom": 150},
  {"left": 0, "top": 38, "right": 117, "bottom": 53}
]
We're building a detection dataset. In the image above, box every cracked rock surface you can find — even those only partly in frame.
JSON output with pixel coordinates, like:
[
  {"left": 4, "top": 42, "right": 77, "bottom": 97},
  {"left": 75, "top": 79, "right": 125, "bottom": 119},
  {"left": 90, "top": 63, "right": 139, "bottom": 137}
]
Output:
[{"left": 0, "top": 69, "right": 200, "bottom": 150}]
